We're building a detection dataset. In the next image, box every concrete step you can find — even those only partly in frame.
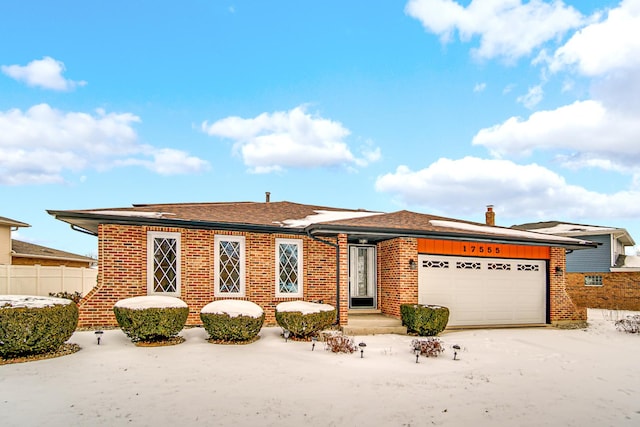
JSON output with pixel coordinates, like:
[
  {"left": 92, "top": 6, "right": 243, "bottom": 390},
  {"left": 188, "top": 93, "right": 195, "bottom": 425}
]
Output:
[
  {"left": 342, "top": 324, "right": 408, "bottom": 336},
  {"left": 342, "top": 313, "right": 407, "bottom": 336}
]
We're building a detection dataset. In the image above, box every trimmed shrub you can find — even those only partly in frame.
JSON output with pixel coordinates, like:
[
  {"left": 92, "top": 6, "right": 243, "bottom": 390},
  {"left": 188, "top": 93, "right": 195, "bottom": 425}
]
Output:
[
  {"left": 401, "top": 304, "right": 450, "bottom": 336},
  {"left": 275, "top": 301, "right": 336, "bottom": 338},
  {"left": 200, "top": 300, "right": 265, "bottom": 342},
  {"left": 113, "top": 296, "right": 188, "bottom": 342},
  {"left": 0, "top": 295, "right": 78, "bottom": 358}
]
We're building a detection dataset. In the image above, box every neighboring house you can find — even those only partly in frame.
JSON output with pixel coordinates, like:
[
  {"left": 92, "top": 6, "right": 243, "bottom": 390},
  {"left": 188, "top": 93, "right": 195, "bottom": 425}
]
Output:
[
  {"left": 0, "top": 215, "right": 98, "bottom": 297},
  {"left": 512, "top": 221, "right": 640, "bottom": 311},
  {"left": 11, "top": 240, "right": 96, "bottom": 268},
  {"left": 48, "top": 201, "right": 596, "bottom": 329},
  {"left": 0, "top": 215, "right": 95, "bottom": 268},
  {"left": 0, "top": 215, "right": 30, "bottom": 265}
]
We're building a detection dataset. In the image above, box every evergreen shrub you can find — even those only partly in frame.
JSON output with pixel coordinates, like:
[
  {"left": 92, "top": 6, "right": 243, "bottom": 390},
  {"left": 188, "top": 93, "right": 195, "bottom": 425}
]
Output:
[
  {"left": 275, "top": 301, "right": 336, "bottom": 338},
  {"left": 0, "top": 296, "right": 78, "bottom": 358},
  {"left": 113, "top": 296, "right": 188, "bottom": 342},
  {"left": 401, "top": 304, "right": 450, "bottom": 336},
  {"left": 200, "top": 300, "right": 265, "bottom": 342}
]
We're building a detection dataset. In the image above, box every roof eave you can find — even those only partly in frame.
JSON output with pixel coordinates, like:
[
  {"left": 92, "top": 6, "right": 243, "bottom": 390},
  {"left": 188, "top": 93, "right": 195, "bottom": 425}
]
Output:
[
  {"left": 307, "top": 224, "right": 598, "bottom": 250},
  {"left": 47, "top": 210, "right": 304, "bottom": 236}
]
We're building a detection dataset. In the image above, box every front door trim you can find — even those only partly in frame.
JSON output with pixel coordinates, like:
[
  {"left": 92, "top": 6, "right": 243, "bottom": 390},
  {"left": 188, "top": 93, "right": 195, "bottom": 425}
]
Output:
[{"left": 348, "top": 244, "right": 377, "bottom": 309}]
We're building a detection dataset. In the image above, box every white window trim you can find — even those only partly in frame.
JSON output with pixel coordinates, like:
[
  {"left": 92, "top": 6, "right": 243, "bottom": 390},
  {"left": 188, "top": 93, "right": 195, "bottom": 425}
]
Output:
[
  {"left": 275, "top": 238, "right": 303, "bottom": 298},
  {"left": 147, "top": 231, "right": 181, "bottom": 296},
  {"left": 214, "top": 235, "right": 246, "bottom": 297}
]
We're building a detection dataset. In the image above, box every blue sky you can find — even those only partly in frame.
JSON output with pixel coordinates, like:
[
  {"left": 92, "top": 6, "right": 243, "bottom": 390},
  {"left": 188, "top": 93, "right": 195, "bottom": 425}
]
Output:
[{"left": 1, "top": 0, "right": 639, "bottom": 257}]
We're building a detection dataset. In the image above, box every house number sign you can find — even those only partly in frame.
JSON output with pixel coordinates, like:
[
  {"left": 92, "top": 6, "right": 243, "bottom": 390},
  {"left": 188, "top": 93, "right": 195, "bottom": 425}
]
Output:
[{"left": 462, "top": 244, "right": 501, "bottom": 255}]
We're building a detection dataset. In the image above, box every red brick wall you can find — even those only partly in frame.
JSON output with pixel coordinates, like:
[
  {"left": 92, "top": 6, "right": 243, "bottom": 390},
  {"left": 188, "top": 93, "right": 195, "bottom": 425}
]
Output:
[
  {"left": 78, "top": 224, "right": 341, "bottom": 328},
  {"left": 549, "top": 247, "right": 587, "bottom": 324},
  {"left": 566, "top": 271, "right": 640, "bottom": 311},
  {"left": 377, "top": 237, "right": 418, "bottom": 319}
]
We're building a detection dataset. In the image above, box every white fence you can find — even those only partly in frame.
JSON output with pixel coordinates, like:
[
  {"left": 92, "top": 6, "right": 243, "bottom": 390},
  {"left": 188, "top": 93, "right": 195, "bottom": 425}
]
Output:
[{"left": 0, "top": 265, "right": 98, "bottom": 297}]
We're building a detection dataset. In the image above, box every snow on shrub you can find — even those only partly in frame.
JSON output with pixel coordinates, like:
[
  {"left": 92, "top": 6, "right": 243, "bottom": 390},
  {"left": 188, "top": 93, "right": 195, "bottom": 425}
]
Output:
[
  {"left": 0, "top": 295, "right": 78, "bottom": 358},
  {"left": 275, "top": 301, "right": 336, "bottom": 339},
  {"left": 113, "top": 296, "right": 188, "bottom": 343},
  {"left": 615, "top": 315, "right": 640, "bottom": 334},
  {"left": 401, "top": 304, "right": 449, "bottom": 336},
  {"left": 200, "top": 300, "right": 265, "bottom": 342},
  {"left": 411, "top": 337, "right": 445, "bottom": 357}
]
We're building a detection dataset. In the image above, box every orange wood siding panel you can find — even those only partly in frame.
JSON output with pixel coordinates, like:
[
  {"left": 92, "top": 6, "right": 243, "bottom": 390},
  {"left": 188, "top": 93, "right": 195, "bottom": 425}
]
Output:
[{"left": 417, "top": 238, "right": 550, "bottom": 260}]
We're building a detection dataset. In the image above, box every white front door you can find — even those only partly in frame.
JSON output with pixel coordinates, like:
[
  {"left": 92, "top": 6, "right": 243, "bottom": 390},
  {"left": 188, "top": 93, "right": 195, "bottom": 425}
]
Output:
[{"left": 349, "top": 245, "right": 376, "bottom": 308}]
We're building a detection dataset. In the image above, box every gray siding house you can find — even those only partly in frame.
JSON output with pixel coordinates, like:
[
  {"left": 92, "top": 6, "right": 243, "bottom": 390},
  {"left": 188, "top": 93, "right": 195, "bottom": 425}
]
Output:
[{"left": 512, "top": 221, "right": 640, "bottom": 310}]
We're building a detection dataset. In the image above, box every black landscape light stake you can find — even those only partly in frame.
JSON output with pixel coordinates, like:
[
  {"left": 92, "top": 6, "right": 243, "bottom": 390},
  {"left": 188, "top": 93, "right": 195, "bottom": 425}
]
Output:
[
  {"left": 95, "top": 330, "right": 104, "bottom": 345},
  {"left": 283, "top": 329, "right": 290, "bottom": 343},
  {"left": 453, "top": 344, "right": 460, "bottom": 360},
  {"left": 359, "top": 342, "right": 367, "bottom": 358},
  {"left": 311, "top": 336, "right": 317, "bottom": 351}
]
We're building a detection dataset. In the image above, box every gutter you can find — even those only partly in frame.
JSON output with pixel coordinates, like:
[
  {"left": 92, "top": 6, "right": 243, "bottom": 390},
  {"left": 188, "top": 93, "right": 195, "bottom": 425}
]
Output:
[
  {"left": 306, "top": 224, "right": 598, "bottom": 251},
  {"left": 306, "top": 230, "right": 341, "bottom": 326}
]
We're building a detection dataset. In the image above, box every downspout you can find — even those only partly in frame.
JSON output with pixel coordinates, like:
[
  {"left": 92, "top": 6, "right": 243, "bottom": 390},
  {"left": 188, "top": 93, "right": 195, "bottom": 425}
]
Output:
[{"left": 306, "top": 230, "right": 341, "bottom": 326}]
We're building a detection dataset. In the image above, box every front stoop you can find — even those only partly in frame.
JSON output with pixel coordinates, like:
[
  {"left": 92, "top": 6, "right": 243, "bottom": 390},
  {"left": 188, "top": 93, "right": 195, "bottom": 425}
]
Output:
[{"left": 342, "top": 312, "right": 407, "bottom": 336}]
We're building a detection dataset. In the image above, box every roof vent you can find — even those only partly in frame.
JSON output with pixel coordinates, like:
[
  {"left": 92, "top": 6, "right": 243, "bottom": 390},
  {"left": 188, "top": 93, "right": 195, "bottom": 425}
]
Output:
[{"left": 265, "top": 192, "right": 271, "bottom": 203}]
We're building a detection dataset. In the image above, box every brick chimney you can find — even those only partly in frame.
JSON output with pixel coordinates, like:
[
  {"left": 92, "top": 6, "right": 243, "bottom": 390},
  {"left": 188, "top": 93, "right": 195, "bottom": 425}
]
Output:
[{"left": 485, "top": 205, "right": 495, "bottom": 226}]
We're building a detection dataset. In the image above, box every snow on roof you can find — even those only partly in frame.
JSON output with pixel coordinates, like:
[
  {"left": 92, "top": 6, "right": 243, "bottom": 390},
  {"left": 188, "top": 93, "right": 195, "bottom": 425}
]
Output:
[
  {"left": 429, "top": 220, "right": 591, "bottom": 244},
  {"left": 279, "top": 210, "right": 383, "bottom": 228},
  {"left": 276, "top": 301, "right": 335, "bottom": 315},
  {"left": 622, "top": 255, "right": 640, "bottom": 268},
  {"left": 531, "top": 223, "right": 616, "bottom": 234},
  {"left": 92, "top": 210, "right": 176, "bottom": 219},
  {"left": 0, "top": 295, "right": 72, "bottom": 309},
  {"left": 201, "top": 300, "right": 264, "bottom": 318},
  {"left": 114, "top": 295, "right": 187, "bottom": 310}
]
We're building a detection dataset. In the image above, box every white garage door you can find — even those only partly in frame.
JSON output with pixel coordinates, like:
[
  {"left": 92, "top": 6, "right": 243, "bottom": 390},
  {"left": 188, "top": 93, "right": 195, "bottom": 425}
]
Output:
[{"left": 418, "top": 255, "right": 547, "bottom": 326}]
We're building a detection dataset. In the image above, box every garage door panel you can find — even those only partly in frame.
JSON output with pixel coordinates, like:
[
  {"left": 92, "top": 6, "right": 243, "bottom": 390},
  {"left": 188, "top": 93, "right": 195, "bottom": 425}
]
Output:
[{"left": 419, "top": 255, "right": 546, "bottom": 326}]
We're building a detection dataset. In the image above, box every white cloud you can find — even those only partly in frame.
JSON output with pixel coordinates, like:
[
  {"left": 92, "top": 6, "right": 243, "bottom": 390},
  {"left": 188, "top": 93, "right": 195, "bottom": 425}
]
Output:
[
  {"left": 375, "top": 156, "right": 640, "bottom": 220},
  {"left": 550, "top": 0, "right": 640, "bottom": 76},
  {"left": 405, "top": 0, "right": 584, "bottom": 60},
  {"left": 472, "top": 99, "right": 640, "bottom": 170},
  {"left": 0, "top": 104, "right": 209, "bottom": 185},
  {"left": 202, "top": 106, "right": 379, "bottom": 173},
  {"left": 473, "top": 82, "right": 486, "bottom": 92},
  {"left": 1, "top": 57, "right": 86, "bottom": 91},
  {"left": 516, "top": 85, "right": 544, "bottom": 109}
]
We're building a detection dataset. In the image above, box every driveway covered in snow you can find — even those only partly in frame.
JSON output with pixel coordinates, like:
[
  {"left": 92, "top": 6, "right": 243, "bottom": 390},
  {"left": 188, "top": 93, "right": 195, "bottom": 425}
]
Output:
[{"left": 1, "top": 310, "right": 639, "bottom": 426}]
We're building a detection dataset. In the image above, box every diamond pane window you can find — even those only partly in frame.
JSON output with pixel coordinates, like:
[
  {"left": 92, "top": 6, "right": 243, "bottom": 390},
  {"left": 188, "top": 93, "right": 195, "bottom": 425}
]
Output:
[
  {"left": 276, "top": 239, "right": 303, "bottom": 297},
  {"left": 215, "top": 235, "right": 245, "bottom": 296},
  {"left": 147, "top": 232, "right": 180, "bottom": 296}
]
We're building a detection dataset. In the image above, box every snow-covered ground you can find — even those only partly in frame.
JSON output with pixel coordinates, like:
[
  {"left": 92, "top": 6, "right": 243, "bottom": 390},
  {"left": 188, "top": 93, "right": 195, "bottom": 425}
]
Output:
[{"left": 1, "top": 309, "right": 639, "bottom": 427}]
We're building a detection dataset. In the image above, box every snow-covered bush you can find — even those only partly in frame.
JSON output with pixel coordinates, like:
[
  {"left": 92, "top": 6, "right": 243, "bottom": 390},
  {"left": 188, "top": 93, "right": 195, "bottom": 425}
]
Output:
[
  {"left": 411, "top": 337, "right": 445, "bottom": 357},
  {"left": 615, "top": 315, "right": 640, "bottom": 333},
  {"left": 0, "top": 295, "right": 78, "bottom": 358},
  {"left": 325, "top": 333, "right": 357, "bottom": 353},
  {"left": 401, "top": 304, "right": 449, "bottom": 336},
  {"left": 113, "top": 296, "right": 188, "bottom": 343},
  {"left": 200, "top": 300, "right": 265, "bottom": 342},
  {"left": 275, "top": 301, "right": 336, "bottom": 339}
]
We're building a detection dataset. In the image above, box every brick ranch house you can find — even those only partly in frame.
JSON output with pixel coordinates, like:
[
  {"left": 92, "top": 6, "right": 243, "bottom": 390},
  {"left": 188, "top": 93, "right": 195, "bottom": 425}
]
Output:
[{"left": 48, "top": 201, "right": 596, "bottom": 329}]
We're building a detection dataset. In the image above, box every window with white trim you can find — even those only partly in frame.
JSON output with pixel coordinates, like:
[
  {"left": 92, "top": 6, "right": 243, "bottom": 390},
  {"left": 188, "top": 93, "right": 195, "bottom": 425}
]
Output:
[
  {"left": 276, "top": 238, "right": 303, "bottom": 297},
  {"left": 147, "top": 231, "right": 181, "bottom": 296},
  {"left": 215, "top": 235, "right": 246, "bottom": 296}
]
